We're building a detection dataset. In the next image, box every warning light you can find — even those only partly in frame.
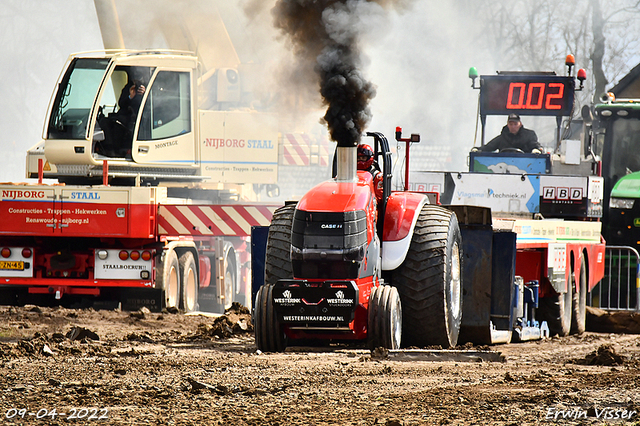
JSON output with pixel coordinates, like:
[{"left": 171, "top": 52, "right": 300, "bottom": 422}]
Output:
[{"left": 565, "top": 54, "right": 575, "bottom": 66}]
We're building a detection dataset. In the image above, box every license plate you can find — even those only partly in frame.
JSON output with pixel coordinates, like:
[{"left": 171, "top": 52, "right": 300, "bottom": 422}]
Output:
[{"left": 0, "top": 261, "right": 24, "bottom": 271}]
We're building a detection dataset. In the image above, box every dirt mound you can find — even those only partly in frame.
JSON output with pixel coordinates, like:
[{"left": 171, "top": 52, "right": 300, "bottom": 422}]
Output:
[
  {"left": 185, "top": 303, "right": 253, "bottom": 340},
  {"left": 574, "top": 344, "right": 626, "bottom": 366},
  {"left": 586, "top": 306, "right": 640, "bottom": 334}
]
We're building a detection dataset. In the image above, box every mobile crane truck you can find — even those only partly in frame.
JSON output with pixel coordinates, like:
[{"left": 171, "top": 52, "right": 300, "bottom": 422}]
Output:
[
  {"left": 0, "top": 49, "right": 290, "bottom": 312},
  {"left": 252, "top": 56, "right": 606, "bottom": 350}
]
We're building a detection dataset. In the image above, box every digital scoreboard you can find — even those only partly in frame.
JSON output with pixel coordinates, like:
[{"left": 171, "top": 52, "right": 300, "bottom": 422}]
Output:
[{"left": 479, "top": 75, "right": 575, "bottom": 117}]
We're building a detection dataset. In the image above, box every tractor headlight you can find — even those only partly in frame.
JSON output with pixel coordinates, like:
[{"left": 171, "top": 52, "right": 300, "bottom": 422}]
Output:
[{"left": 610, "top": 198, "right": 635, "bottom": 209}]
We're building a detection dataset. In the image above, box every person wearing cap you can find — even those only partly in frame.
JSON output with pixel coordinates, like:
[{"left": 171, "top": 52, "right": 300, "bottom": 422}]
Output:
[{"left": 471, "top": 113, "right": 543, "bottom": 154}]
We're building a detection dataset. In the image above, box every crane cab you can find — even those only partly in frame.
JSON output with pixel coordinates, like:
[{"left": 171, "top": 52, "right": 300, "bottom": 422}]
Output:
[
  {"left": 41, "top": 51, "right": 198, "bottom": 178},
  {"left": 28, "top": 50, "right": 279, "bottom": 187}
]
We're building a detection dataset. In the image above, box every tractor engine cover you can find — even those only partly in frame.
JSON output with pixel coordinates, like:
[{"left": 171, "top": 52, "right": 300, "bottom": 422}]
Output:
[{"left": 291, "top": 209, "right": 367, "bottom": 279}]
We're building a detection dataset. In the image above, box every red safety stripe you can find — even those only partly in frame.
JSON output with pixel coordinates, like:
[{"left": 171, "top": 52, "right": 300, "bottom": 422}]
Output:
[{"left": 158, "top": 204, "right": 278, "bottom": 237}]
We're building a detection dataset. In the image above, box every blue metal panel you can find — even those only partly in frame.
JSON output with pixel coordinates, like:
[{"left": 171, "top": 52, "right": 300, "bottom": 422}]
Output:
[
  {"left": 251, "top": 226, "right": 269, "bottom": 308},
  {"left": 458, "top": 227, "right": 494, "bottom": 344},
  {"left": 491, "top": 231, "right": 517, "bottom": 331}
]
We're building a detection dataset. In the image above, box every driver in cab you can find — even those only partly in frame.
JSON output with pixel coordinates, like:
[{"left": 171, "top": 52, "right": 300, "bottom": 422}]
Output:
[{"left": 471, "top": 113, "right": 543, "bottom": 154}]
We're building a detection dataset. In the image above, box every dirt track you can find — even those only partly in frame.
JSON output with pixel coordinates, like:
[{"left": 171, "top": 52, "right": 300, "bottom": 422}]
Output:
[{"left": 1, "top": 304, "right": 640, "bottom": 425}]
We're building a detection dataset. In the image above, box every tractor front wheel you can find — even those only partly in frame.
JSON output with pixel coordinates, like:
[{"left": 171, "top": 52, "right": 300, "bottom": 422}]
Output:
[
  {"left": 368, "top": 285, "right": 402, "bottom": 350},
  {"left": 254, "top": 283, "right": 287, "bottom": 352}
]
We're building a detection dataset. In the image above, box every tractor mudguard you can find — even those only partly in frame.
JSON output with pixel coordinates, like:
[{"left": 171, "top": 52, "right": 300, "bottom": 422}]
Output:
[{"left": 381, "top": 192, "right": 428, "bottom": 270}]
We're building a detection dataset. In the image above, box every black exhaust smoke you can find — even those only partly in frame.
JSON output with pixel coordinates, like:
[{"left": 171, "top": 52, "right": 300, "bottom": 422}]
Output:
[{"left": 272, "top": 0, "right": 403, "bottom": 148}]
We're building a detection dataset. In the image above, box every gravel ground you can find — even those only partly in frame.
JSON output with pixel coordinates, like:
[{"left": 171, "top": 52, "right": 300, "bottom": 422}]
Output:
[{"left": 1, "top": 304, "right": 639, "bottom": 425}]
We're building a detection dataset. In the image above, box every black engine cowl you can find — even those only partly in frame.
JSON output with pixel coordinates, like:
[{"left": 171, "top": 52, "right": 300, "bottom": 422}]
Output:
[{"left": 291, "top": 209, "right": 367, "bottom": 279}]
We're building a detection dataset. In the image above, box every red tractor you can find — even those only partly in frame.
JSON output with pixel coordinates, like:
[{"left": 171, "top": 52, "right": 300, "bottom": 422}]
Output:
[{"left": 254, "top": 131, "right": 463, "bottom": 351}]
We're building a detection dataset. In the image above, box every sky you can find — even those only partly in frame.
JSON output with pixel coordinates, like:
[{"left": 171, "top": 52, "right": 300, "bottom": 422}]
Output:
[
  {"left": 1, "top": 0, "right": 636, "bottom": 183},
  {"left": 0, "top": 1, "right": 102, "bottom": 182}
]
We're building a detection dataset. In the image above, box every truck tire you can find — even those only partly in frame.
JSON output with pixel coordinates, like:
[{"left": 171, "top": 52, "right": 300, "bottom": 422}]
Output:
[
  {"left": 179, "top": 251, "right": 199, "bottom": 313},
  {"left": 156, "top": 249, "right": 180, "bottom": 309},
  {"left": 392, "top": 205, "right": 463, "bottom": 348},
  {"left": 538, "top": 282, "right": 572, "bottom": 337},
  {"left": 222, "top": 256, "right": 235, "bottom": 311},
  {"left": 157, "top": 249, "right": 180, "bottom": 310},
  {"left": 368, "top": 285, "right": 402, "bottom": 350},
  {"left": 570, "top": 256, "right": 587, "bottom": 335},
  {"left": 254, "top": 283, "right": 287, "bottom": 352},
  {"left": 264, "top": 204, "right": 296, "bottom": 285}
]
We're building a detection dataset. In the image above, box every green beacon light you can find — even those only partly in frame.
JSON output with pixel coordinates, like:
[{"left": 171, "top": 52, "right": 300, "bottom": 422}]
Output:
[{"left": 469, "top": 67, "right": 479, "bottom": 88}]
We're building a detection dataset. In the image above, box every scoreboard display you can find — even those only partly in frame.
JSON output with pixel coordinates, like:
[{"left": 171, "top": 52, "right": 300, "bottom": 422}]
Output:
[{"left": 480, "top": 75, "right": 575, "bottom": 117}]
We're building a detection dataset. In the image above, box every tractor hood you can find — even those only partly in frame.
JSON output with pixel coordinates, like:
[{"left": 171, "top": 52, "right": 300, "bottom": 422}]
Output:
[
  {"left": 611, "top": 172, "right": 640, "bottom": 199},
  {"left": 296, "top": 174, "right": 372, "bottom": 213},
  {"left": 291, "top": 173, "right": 375, "bottom": 280}
]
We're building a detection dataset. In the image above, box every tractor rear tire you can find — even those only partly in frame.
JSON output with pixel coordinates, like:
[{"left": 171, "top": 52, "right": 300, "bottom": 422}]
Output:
[
  {"left": 179, "top": 251, "right": 199, "bottom": 313},
  {"left": 392, "top": 205, "right": 463, "bottom": 348},
  {"left": 157, "top": 249, "right": 180, "bottom": 311},
  {"left": 570, "top": 256, "right": 587, "bottom": 335},
  {"left": 368, "top": 285, "right": 402, "bottom": 350},
  {"left": 539, "top": 282, "right": 572, "bottom": 337},
  {"left": 254, "top": 283, "right": 287, "bottom": 352},
  {"left": 264, "top": 204, "right": 296, "bottom": 286}
]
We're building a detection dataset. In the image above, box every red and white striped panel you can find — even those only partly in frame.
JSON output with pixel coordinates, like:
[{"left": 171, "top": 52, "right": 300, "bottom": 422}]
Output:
[
  {"left": 281, "top": 133, "right": 332, "bottom": 166},
  {"left": 317, "top": 136, "right": 331, "bottom": 167},
  {"left": 158, "top": 204, "right": 279, "bottom": 237}
]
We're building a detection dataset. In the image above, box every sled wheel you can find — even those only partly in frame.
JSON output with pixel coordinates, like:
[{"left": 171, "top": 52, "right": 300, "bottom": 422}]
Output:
[
  {"left": 570, "top": 256, "right": 587, "bottom": 335},
  {"left": 179, "top": 251, "right": 199, "bottom": 313},
  {"left": 254, "top": 284, "right": 287, "bottom": 352},
  {"left": 157, "top": 249, "right": 180, "bottom": 310},
  {"left": 392, "top": 205, "right": 463, "bottom": 348},
  {"left": 265, "top": 204, "right": 296, "bottom": 285},
  {"left": 539, "top": 280, "right": 572, "bottom": 337}
]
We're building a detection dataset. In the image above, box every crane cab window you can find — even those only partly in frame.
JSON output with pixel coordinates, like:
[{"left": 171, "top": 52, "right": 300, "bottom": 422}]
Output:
[
  {"left": 47, "top": 58, "right": 110, "bottom": 140},
  {"left": 137, "top": 71, "right": 191, "bottom": 141}
]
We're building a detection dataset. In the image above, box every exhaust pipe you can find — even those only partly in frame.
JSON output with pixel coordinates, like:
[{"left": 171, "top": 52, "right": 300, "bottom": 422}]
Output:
[{"left": 335, "top": 146, "right": 357, "bottom": 182}]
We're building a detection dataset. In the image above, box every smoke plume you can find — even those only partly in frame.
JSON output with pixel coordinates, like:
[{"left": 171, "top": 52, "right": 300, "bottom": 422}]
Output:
[{"left": 272, "top": 0, "right": 404, "bottom": 147}]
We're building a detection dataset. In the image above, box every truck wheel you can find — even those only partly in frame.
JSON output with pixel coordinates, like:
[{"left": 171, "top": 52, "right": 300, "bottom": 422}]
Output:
[
  {"left": 265, "top": 204, "right": 296, "bottom": 285},
  {"left": 368, "top": 285, "right": 402, "bottom": 350},
  {"left": 254, "top": 283, "right": 287, "bottom": 352},
  {"left": 158, "top": 250, "right": 180, "bottom": 310},
  {"left": 392, "top": 205, "right": 463, "bottom": 348},
  {"left": 222, "top": 257, "right": 235, "bottom": 311},
  {"left": 538, "top": 282, "right": 572, "bottom": 337},
  {"left": 179, "top": 251, "right": 199, "bottom": 313},
  {"left": 570, "top": 256, "right": 587, "bottom": 335}
]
